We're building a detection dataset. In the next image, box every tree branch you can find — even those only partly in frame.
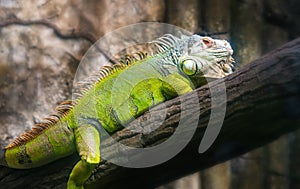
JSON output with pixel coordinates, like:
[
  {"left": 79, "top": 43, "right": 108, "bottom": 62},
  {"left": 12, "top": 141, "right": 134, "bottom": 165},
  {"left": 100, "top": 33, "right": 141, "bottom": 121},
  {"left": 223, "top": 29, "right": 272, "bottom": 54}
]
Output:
[{"left": 1, "top": 38, "right": 300, "bottom": 189}]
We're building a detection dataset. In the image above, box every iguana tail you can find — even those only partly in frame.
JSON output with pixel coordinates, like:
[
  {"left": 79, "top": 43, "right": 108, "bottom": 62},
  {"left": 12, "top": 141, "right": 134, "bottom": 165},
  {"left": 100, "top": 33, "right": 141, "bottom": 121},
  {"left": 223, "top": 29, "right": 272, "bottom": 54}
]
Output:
[
  {"left": 2, "top": 101, "right": 76, "bottom": 169},
  {"left": 3, "top": 121, "right": 76, "bottom": 169}
]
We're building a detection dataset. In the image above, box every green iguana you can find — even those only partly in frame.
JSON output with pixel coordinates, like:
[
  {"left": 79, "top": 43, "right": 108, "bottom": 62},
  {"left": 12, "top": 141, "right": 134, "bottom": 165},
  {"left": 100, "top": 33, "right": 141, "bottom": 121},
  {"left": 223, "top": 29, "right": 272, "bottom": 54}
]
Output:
[{"left": 0, "top": 34, "right": 234, "bottom": 189}]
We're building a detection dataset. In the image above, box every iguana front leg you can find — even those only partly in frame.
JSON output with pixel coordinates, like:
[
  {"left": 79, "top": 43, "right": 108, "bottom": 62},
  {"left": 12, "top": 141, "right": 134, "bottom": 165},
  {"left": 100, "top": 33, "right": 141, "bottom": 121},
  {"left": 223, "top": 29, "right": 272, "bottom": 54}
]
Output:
[
  {"left": 163, "top": 73, "right": 194, "bottom": 97},
  {"left": 68, "top": 124, "right": 100, "bottom": 189}
]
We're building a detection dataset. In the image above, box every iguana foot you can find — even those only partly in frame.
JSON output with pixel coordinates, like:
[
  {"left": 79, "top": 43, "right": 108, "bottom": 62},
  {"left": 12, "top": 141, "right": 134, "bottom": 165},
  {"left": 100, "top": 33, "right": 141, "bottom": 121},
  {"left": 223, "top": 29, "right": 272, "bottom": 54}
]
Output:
[
  {"left": 67, "top": 124, "right": 100, "bottom": 189},
  {"left": 67, "top": 159, "right": 97, "bottom": 189},
  {"left": 67, "top": 180, "right": 84, "bottom": 189}
]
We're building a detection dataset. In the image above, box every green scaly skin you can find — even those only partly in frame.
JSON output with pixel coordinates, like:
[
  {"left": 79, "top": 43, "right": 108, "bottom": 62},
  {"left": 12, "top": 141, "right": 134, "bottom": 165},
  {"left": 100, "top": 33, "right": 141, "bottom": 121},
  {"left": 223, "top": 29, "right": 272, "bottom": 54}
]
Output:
[{"left": 0, "top": 34, "right": 234, "bottom": 189}]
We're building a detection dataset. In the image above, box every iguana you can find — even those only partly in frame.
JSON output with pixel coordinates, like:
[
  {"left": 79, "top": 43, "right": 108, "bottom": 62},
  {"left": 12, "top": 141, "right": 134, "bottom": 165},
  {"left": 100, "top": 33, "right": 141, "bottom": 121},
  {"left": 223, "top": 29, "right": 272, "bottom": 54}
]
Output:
[{"left": 0, "top": 34, "right": 234, "bottom": 189}]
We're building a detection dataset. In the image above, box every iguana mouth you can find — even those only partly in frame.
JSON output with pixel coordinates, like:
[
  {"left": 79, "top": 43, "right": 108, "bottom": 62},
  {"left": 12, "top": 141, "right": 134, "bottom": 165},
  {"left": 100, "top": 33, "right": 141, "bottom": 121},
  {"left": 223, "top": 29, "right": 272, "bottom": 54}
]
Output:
[
  {"left": 224, "top": 55, "right": 235, "bottom": 65},
  {"left": 217, "top": 55, "right": 235, "bottom": 74}
]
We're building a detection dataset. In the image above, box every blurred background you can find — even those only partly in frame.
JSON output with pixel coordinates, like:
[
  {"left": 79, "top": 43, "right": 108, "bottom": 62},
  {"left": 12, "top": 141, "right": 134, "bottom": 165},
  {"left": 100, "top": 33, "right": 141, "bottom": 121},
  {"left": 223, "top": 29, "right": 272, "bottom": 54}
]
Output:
[{"left": 0, "top": 0, "right": 299, "bottom": 188}]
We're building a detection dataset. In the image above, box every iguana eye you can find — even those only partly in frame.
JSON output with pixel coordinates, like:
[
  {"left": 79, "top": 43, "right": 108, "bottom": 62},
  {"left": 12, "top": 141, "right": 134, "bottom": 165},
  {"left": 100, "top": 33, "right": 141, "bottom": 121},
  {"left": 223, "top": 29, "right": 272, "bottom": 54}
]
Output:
[{"left": 181, "top": 59, "right": 197, "bottom": 76}]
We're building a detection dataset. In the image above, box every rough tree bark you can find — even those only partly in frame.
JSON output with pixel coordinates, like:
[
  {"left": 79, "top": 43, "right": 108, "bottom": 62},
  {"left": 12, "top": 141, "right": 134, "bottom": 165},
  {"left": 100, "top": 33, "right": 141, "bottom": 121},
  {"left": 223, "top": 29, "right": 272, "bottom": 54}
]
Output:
[{"left": 0, "top": 37, "right": 299, "bottom": 189}]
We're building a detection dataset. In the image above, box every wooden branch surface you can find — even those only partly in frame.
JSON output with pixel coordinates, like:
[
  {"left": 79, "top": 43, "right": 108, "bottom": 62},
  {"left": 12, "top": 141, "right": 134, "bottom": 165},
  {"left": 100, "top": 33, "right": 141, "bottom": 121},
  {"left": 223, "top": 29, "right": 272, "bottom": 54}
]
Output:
[{"left": 1, "top": 38, "right": 300, "bottom": 189}]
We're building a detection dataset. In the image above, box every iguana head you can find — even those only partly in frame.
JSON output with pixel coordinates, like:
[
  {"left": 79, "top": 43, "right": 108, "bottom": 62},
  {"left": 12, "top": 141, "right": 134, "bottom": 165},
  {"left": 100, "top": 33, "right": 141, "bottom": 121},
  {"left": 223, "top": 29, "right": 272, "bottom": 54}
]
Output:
[{"left": 178, "top": 34, "right": 235, "bottom": 86}]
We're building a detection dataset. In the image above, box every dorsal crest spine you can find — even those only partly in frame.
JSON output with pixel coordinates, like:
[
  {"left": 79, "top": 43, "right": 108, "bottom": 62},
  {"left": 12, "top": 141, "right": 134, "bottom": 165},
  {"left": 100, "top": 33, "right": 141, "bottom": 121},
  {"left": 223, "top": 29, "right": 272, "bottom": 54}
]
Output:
[
  {"left": 151, "top": 34, "right": 180, "bottom": 53},
  {"left": 5, "top": 100, "right": 73, "bottom": 149},
  {"left": 75, "top": 51, "right": 148, "bottom": 98}
]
